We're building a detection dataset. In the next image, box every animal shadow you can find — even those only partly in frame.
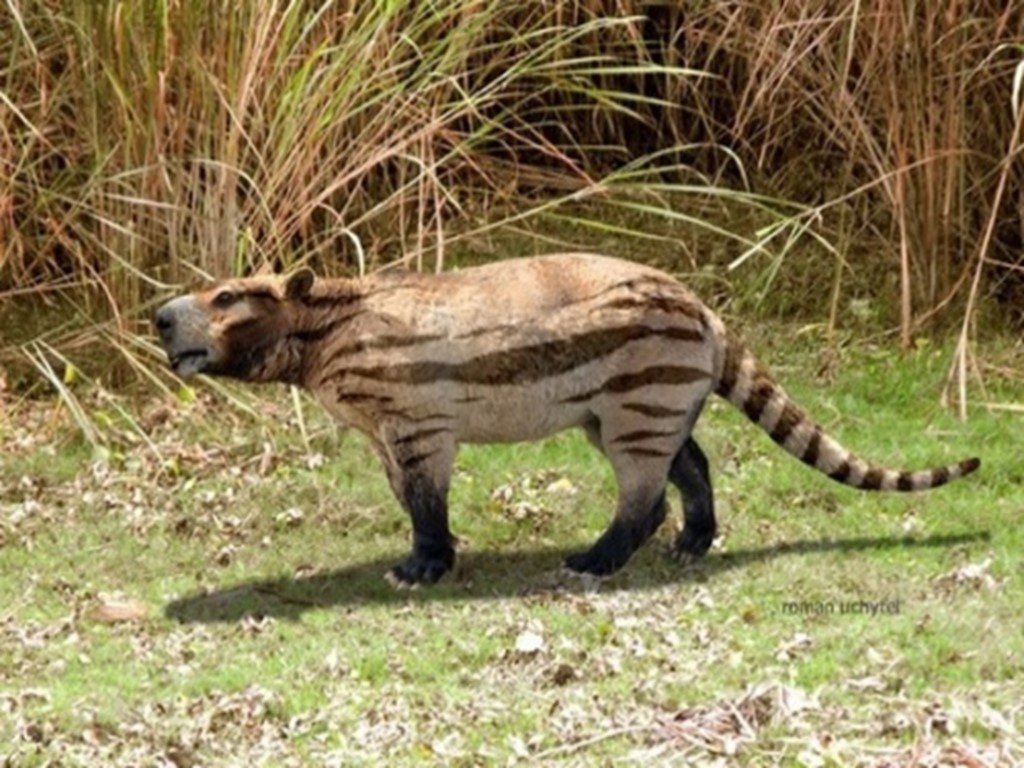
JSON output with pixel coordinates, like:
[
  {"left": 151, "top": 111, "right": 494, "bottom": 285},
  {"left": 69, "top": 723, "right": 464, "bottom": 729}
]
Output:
[{"left": 164, "top": 531, "right": 988, "bottom": 623}]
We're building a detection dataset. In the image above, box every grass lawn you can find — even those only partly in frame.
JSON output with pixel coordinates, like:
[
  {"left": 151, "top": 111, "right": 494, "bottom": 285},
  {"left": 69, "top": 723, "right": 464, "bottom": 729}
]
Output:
[{"left": 2, "top": 325, "right": 1022, "bottom": 765}]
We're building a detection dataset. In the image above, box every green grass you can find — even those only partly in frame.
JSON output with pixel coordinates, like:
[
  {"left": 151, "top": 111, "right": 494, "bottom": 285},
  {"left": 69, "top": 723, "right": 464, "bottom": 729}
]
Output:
[{"left": 2, "top": 327, "right": 1022, "bottom": 765}]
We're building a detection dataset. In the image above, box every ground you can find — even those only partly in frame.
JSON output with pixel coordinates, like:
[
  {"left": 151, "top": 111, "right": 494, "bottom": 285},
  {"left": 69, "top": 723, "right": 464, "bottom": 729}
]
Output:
[{"left": 1, "top": 325, "right": 1022, "bottom": 766}]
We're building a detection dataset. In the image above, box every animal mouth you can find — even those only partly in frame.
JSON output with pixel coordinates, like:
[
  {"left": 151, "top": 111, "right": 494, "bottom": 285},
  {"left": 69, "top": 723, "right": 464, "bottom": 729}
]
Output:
[{"left": 170, "top": 349, "right": 209, "bottom": 377}]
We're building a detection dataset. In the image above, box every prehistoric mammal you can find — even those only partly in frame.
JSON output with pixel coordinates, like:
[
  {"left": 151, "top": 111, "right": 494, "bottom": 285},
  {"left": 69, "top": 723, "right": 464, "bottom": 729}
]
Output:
[{"left": 153, "top": 254, "right": 980, "bottom": 585}]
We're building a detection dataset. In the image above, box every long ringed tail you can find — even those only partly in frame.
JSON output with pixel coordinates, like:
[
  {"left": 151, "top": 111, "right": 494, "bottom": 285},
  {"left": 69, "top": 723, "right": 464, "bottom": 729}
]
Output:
[{"left": 713, "top": 332, "right": 979, "bottom": 491}]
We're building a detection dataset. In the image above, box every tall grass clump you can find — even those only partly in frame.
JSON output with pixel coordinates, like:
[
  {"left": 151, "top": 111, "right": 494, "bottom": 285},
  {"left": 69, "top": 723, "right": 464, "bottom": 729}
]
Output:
[
  {"left": 2, "top": 1, "right": 1023, "bottom": 394},
  {"left": 677, "top": 2, "right": 1024, "bottom": 349},
  {"left": 0, "top": 1, "right": 711, "bottom": 375}
]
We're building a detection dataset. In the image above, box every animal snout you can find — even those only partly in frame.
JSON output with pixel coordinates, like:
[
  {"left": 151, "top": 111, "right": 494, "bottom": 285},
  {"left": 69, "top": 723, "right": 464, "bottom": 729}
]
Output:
[{"left": 153, "top": 304, "right": 175, "bottom": 341}]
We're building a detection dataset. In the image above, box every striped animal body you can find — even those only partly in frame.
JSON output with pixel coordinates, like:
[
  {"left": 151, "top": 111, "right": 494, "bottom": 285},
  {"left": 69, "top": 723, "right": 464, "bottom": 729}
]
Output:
[{"left": 153, "top": 254, "right": 979, "bottom": 584}]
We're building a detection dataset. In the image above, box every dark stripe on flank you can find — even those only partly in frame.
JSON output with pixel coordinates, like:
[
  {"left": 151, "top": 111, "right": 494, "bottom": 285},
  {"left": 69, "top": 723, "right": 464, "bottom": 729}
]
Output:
[
  {"left": 381, "top": 410, "right": 454, "bottom": 423},
  {"left": 339, "top": 393, "right": 395, "bottom": 405},
  {"left": 583, "top": 276, "right": 674, "bottom": 304},
  {"left": 604, "top": 365, "right": 711, "bottom": 393},
  {"left": 800, "top": 429, "right": 822, "bottom": 466},
  {"left": 329, "top": 333, "right": 445, "bottom": 359},
  {"left": 768, "top": 402, "right": 804, "bottom": 445},
  {"left": 561, "top": 365, "right": 710, "bottom": 404},
  {"left": 601, "top": 295, "right": 702, "bottom": 320},
  {"left": 621, "top": 402, "right": 687, "bottom": 418},
  {"left": 395, "top": 427, "right": 452, "bottom": 446},
  {"left": 612, "top": 429, "right": 679, "bottom": 444},
  {"left": 623, "top": 447, "right": 672, "bottom": 458},
  {"left": 338, "top": 325, "right": 705, "bottom": 387},
  {"left": 562, "top": 390, "right": 599, "bottom": 404},
  {"left": 828, "top": 461, "right": 852, "bottom": 483},
  {"left": 336, "top": 391, "right": 394, "bottom": 404},
  {"left": 860, "top": 468, "right": 884, "bottom": 490},
  {"left": 454, "top": 395, "right": 483, "bottom": 404},
  {"left": 455, "top": 323, "right": 518, "bottom": 340}
]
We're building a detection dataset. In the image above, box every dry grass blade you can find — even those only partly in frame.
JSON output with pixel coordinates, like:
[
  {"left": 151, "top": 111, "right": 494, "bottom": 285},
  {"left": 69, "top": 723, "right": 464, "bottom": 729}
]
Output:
[
  {"left": 944, "top": 66, "right": 1024, "bottom": 419},
  {"left": 2, "top": 1, "right": 1023, "bottom": 419}
]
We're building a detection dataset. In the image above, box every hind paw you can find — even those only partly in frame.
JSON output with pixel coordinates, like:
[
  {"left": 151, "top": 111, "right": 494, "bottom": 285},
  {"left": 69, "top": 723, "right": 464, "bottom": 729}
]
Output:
[
  {"left": 564, "top": 538, "right": 631, "bottom": 576},
  {"left": 672, "top": 527, "right": 715, "bottom": 564}
]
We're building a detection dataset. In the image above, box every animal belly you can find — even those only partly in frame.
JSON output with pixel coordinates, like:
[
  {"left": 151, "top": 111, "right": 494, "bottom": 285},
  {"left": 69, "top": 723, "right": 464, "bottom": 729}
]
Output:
[{"left": 455, "top": 385, "right": 588, "bottom": 443}]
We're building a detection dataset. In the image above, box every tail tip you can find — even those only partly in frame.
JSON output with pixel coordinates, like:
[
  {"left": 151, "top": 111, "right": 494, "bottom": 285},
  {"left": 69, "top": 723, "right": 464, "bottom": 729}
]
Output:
[{"left": 959, "top": 457, "right": 981, "bottom": 476}]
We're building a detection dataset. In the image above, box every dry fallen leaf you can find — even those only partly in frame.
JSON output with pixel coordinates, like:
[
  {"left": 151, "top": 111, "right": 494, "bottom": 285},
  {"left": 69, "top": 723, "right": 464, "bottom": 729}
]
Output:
[
  {"left": 548, "top": 662, "right": 578, "bottom": 686},
  {"left": 90, "top": 596, "right": 149, "bottom": 623},
  {"left": 544, "top": 477, "right": 577, "bottom": 495},
  {"left": 934, "top": 557, "right": 1000, "bottom": 593},
  {"left": 774, "top": 632, "right": 813, "bottom": 662},
  {"left": 514, "top": 630, "right": 545, "bottom": 655},
  {"left": 274, "top": 507, "right": 304, "bottom": 528}
]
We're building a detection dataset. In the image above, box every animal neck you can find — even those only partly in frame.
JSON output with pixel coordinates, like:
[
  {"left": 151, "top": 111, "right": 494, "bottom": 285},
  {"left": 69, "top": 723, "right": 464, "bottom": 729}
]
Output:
[{"left": 286, "top": 279, "right": 365, "bottom": 386}]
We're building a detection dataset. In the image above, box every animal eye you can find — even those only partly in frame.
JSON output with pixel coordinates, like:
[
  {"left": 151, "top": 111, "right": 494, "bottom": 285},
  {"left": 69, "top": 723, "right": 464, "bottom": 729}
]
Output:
[{"left": 213, "top": 290, "right": 236, "bottom": 308}]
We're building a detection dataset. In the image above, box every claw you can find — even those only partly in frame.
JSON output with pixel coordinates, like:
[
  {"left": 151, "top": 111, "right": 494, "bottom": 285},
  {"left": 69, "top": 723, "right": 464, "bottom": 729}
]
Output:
[
  {"left": 564, "top": 548, "right": 621, "bottom": 576},
  {"left": 386, "top": 548, "right": 454, "bottom": 587},
  {"left": 673, "top": 527, "right": 714, "bottom": 563}
]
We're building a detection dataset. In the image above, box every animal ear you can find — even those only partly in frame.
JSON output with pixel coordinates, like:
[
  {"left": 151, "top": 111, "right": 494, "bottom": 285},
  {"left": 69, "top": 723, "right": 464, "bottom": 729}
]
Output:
[{"left": 284, "top": 268, "right": 315, "bottom": 300}]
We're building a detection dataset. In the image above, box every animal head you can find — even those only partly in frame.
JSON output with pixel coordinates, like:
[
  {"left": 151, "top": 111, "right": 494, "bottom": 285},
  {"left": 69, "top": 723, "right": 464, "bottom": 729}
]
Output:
[{"left": 153, "top": 268, "right": 315, "bottom": 380}]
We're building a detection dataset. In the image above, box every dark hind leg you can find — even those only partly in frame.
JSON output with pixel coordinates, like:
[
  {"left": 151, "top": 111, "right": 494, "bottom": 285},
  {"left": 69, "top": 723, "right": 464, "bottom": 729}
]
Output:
[
  {"left": 567, "top": 418, "right": 671, "bottom": 575},
  {"left": 669, "top": 437, "right": 716, "bottom": 560},
  {"left": 565, "top": 487, "right": 668, "bottom": 576}
]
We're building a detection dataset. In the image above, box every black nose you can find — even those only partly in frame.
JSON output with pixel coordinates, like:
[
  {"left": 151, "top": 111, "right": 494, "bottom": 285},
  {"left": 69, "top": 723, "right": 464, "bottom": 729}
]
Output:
[{"left": 153, "top": 306, "right": 174, "bottom": 339}]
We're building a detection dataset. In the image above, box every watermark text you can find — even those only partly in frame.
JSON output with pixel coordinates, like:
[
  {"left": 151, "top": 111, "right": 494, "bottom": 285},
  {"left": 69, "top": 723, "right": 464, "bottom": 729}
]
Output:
[{"left": 780, "top": 598, "right": 901, "bottom": 617}]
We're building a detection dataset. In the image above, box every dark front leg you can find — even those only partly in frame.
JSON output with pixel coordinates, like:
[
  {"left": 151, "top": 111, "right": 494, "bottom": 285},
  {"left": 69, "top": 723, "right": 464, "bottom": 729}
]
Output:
[
  {"left": 378, "top": 431, "right": 458, "bottom": 586},
  {"left": 388, "top": 471, "right": 456, "bottom": 586},
  {"left": 669, "top": 437, "right": 716, "bottom": 560}
]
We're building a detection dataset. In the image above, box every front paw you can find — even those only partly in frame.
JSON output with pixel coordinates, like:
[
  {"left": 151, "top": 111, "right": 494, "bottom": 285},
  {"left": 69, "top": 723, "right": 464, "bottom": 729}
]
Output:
[{"left": 386, "top": 547, "right": 455, "bottom": 587}]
